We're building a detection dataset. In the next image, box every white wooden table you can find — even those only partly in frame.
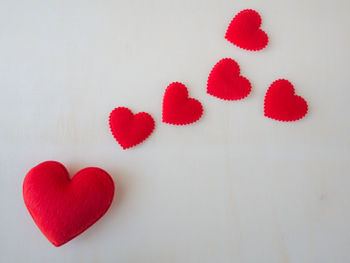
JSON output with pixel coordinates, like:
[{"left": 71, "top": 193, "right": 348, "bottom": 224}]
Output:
[{"left": 1, "top": 0, "right": 350, "bottom": 262}]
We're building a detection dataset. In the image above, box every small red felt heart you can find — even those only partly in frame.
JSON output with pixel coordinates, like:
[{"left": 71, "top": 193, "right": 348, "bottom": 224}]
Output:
[
  {"left": 162, "top": 82, "right": 203, "bottom": 125},
  {"left": 225, "top": 9, "right": 268, "bottom": 51},
  {"left": 109, "top": 107, "right": 155, "bottom": 149},
  {"left": 23, "top": 161, "right": 115, "bottom": 247},
  {"left": 207, "top": 58, "right": 252, "bottom": 101},
  {"left": 264, "top": 79, "right": 308, "bottom": 122}
]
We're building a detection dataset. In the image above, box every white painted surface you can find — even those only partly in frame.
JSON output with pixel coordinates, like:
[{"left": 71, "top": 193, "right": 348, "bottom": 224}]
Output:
[{"left": 1, "top": 0, "right": 350, "bottom": 262}]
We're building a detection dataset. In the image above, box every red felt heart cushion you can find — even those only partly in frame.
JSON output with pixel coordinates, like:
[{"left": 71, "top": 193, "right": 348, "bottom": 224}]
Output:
[
  {"left": 207, "top": 58, "right": 252, "bottom": 101},
  {"left": 109, "top": 107, "right": 155, "bottom": 149},
  {"left": 162, "top": 82, "right": 203, "bottom": 125},
  {"left": 23, "top": 161, "right": 115, "bottom": 247},
  {"left": 264, "top": 79, "right": 308, "bottom": 121},
  {"left": 225, "top": 9, "right": 268, "bottom": 51}
]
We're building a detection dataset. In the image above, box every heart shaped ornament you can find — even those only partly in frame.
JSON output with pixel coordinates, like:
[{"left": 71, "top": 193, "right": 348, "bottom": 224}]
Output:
[
  {"left": 109, "top": 107, "right": 155, "bottom": 149},
  {"left": 23, "top": 161, "right": 115, "bottom": 247},
  {"left": 207, "top": 58, "right": 252, "bottom": 101},
  {"left": 264, "top": 79, "right": 308, "bottom": 121},
  {"left": 225, "top": 9, "right": 268, "bottom": 51},
  {"left": 162, "top": 82, "right": 203, "bottom": 125}
]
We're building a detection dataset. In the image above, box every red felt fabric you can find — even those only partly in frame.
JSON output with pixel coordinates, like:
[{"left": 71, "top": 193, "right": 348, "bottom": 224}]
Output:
[
  {"left": 225, "top": 9, "right": 268, "bottom": 51},
  {"left": 23, "top": 161, "right": 115, "bottom": 247},
  {"left": 264, "top": 79, "right": 308, "bottom": 122},
  {"left": 109, "top": 107, "right": 155, "bottom": 149},
  {"left": 207, "top": 58, "right": 252, "bottom": 101},
  {"left": 162, "top": 82, "right": 203, "bottom": 125}
]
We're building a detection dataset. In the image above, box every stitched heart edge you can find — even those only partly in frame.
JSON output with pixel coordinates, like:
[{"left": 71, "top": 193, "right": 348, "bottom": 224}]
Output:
[
  {"left": 207, "top": 58, "right": 252, "bottom": 101},
  {"left": 162, "top": 82, "right": 204, "bottom": 126},
  {"left": 225, "top": 9, "right": 269, "bottom": 51},
  {"left": 264, "top": 79, "right": 308, "bottom": 122},
  {"left": 109, "top": 107, "right": 155, "bottom": 149}
]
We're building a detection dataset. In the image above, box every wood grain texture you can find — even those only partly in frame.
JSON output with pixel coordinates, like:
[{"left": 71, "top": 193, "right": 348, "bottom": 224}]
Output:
[{"left": 1, "top": 0, "right": 350, "bottom": 262}]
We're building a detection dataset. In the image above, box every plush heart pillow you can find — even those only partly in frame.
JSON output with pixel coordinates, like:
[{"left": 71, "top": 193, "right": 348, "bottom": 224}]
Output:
[{"left": 23, "top": 161, "right": 115, "bottom": 246}]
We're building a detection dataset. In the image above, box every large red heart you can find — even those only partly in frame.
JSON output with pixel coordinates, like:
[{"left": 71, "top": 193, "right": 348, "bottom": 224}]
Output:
[
  {"left": 225, "top": 9, "right": 268, "bottom": 51},
  {"left": 23, "top": 161, "right": 115, "bottom": 247},
  {"left": 109, "top": 107, "right": 155, "bottom": 149},
  {"left": 264, "top": 79, "right": 308, "bottom": 121},
  {"left": 162, "top": 82, "right": 203, "bottom": 125},
  {"left": 207, "top": 58, "right": 252, "bottom": 100}
]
